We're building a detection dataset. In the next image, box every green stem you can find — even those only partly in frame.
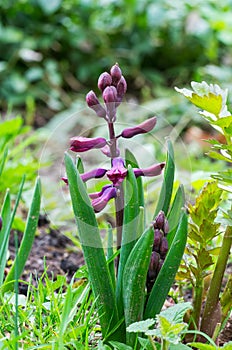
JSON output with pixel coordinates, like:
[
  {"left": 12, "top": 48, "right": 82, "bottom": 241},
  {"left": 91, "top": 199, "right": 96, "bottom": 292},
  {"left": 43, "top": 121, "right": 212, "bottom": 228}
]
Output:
[
  {"left": 148, "top": 335, "right": 157, "bottom": 350},
  {"left": 162, "top": 338, "right": 169, "bottom": 350},
  {"left": 192, "top": 273, "right": 204, "bottom": 329},
  {"left": 200, "top": 225, "right": 232, "bottom": 336}
]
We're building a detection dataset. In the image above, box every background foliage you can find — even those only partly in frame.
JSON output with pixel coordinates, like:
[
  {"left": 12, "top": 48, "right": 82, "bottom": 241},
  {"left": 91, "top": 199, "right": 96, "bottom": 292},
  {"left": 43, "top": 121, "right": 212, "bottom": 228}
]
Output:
[{"left": 1, "top": 0, "right": 232, "bottom": 118}]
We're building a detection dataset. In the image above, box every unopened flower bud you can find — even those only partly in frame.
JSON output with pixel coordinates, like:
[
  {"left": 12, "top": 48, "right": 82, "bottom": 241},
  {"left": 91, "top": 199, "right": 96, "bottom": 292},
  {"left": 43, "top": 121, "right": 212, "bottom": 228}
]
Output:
[
  {"left": 103, "top": 86, "right": 117, "bottom": 121},
  {"left": 121, "top": 117, "right": 157, "bottom": 139},
  {"left": 153, "top": 229, "right": 162, "bottom": 252},
  {"left": 149, "top": 251, "right": 160, "bottom": 277},
  {"left": 157, "top": 259, "right": 164, "bottom": 273},
  {"left": 160, "top": 237, "right": 169, "bottom": 257},
  {"left": 81, "top": 168, "right": 107, "bottom": 182},
  {"left": 163, "top": 218, "right": 169, "bottom": 235},
  {"left": 116, "top": 76, "right": 127, "bottom": 103},
  {"left": 154, "top": 211, "right": 165, "bottom": 230},
  {"left": 98, "top": 72, "right": 112, "bottom": 92},
  {"left": 134, "top": 162, "right": 165, "bottom": 178},
  {"left": 86, "top": 90, "right": 106, "bottom": 118},
  {"left": 110, "top": 64, "right": 122, "bottom": 86},
  {"left": 101, "top": 145, "right": 120, "bottom": 157},
  {"left": 70, "top": 136, "right": 107, "bottom": 152}
]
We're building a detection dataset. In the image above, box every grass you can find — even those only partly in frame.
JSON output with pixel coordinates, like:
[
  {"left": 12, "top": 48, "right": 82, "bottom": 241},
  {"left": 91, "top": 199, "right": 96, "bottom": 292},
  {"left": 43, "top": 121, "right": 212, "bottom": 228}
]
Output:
[{"left": 0, "top": 265, "right": 100, "bottom": 349}]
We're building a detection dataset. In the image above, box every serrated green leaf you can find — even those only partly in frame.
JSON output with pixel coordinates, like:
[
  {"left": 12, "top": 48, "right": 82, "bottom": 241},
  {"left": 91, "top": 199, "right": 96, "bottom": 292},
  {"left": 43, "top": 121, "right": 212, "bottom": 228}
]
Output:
[
  {"left": 126, "top": 319, "right": 155, "bottom": 333},
  {"left": 159, "top": 302, "right": 192, "bottom": 324},
  {"left": 109, "top": 341, "right": 133, "bottom": 350}
]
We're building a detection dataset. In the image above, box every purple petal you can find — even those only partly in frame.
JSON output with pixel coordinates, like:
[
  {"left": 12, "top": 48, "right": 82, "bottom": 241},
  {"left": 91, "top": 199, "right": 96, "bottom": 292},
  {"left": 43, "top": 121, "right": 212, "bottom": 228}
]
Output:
[
  {"left": 81, "top": 168, "right": 107, "bottom": 182},
  {"left": 70, "top": 136, "right": 107, "bottom": 152},
  {"left": 121, "top": 117, "right": 157, "bottom": 139},
  {"left": 92, "top": 186, "right": 117, "bottom": 212},
  {"left": 134, "top": 162, "right": 165, "bottom": 177},
  {"left": 61, "top": 177, "right": 68, "bottom": 185},
  {"left": 106, "top": 157, "right": 127, "bottom": 186},
  {"left": 89, "top": 184, "right": 112, "bottom": 199}
]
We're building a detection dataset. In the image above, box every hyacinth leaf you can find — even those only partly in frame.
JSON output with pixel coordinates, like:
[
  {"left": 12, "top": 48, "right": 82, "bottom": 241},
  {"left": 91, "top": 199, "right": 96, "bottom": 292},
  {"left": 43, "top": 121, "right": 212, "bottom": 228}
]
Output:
[
  {"left": 76, "top": 156, "right": 84, "bottom": 174},
  {"left": 64, "top": 152, "right": 118, "bottom": 338},
  {"left": 116, "top": 166, "right": 139, "bottom": 318},
  {"left": 154, "top": 139, "right": 175, "bottom": 216},
  {"left": 2, "top": 177, "right": 41, "bottom": 293},
  {"left": 144, "top": 211, "right": 188, "bottom": 319},
  {"left": 0, "top": 176, "right": 25, "bottom": 288},
  {"left": 125, "top": 148, "right": 144, "bottom": 208},
  {"left": 122, "top": 226, "right": 154, "bottom": 346},
  {"left": 0, "top": 190, "right": 11, "bottom": 286},
  {"left": 167, "top": 185, "right": 185, "bottom": 246},
  {"left": 107, "top": 224, "right": 116, "bottom": 290}
]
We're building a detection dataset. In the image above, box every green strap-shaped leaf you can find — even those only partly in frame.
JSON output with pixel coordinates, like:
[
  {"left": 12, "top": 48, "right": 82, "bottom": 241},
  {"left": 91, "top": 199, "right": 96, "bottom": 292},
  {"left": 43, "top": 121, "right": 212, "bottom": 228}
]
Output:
[
  {"left": 123, "top": 226, "right": 154, "bottom": 346},
  {"left": 154, "top": 139, "right": 175, "bottom": 216},
  {"left": 167, "top": 185, "right": 185, "bottom": 246},
  {"left": 125, "top": 149, "right": 144, "bottom": 208},
  {"left": 0, "top": 146, "right": 8, "bottom": 177},
  {"left": 64, "top": 152, "right": 118, "bottom": 337},
  {"left": 144, "top": 211, "right": 188, "bottom": 319},
  {"left": 2, "top": 177, "right": 41, "bottom": 293},
  {"left": 116, "top": 166, "right": 139, "bottom": 318}
]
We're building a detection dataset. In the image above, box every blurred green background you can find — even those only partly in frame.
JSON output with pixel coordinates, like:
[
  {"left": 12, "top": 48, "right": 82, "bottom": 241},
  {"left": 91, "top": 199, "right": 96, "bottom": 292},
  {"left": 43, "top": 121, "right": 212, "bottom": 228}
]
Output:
[{"left": 1, "top": 0, "right": 232, "bottom": 124}]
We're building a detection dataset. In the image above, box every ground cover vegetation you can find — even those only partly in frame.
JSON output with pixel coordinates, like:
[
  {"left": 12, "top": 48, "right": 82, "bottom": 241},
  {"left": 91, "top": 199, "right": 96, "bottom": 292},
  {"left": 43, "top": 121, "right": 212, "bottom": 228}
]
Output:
[{"left": 0, "top": 1, "right": 232, "bottom": 349}]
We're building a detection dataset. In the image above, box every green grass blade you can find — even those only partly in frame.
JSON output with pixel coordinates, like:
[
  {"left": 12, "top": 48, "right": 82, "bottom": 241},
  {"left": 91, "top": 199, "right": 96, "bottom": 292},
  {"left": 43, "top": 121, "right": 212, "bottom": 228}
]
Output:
[
  {"left": 123, "top": 226, "right": 154, "bottom": 346},
  {"left": 144, "top": 211, "right": 188, "bottom": 319},
  {"left": 2, "top": 177, "right": 41, "bottom": 293},
  {"left": 154, "top": 139, "right": 175, "bottom": 216},
  {"left": 0, "top": 176, "right": 25, "bottom": 288},
  {"left": 0, "top": 190, "right": 11, "bottom": 285},
  {"left": 64, "top": 152, "right": 118, "bottom": 337},
  {"left": 116, "top": 166, "right": 140, "bottom": 318}
]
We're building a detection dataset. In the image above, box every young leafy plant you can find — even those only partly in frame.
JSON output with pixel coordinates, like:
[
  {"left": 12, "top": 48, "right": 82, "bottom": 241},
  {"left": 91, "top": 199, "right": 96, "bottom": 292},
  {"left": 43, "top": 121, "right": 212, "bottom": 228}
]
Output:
[
  {"left": 176, "top": 81, "right": 232, "bottom": 340},
  {"left": 64, "top": 64, "right": 188, "bottom": 346}
]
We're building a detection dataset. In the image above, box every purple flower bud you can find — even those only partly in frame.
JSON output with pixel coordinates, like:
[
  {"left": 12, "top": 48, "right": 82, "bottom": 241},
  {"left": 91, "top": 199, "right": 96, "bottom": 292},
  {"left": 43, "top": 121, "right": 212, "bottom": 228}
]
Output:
[
  {"left": 110, "top": 64, "right": 122, "bottom": 86},
  {"left": 149, "top": 251, "right": 160, "bottom": 275},
  {"left": 103, "top": 86, "right": 117, "bottom": 121},
  {"left": 101, "top": 145, "right": 120, "bottom": 157},
  {"left": 154, "top": 211, "right": 165, "bottom": 230},
  {"left": 0, "top": 216, "right": 2, "bottom": 231},
  {"left": 86, "top": 90, "right": 106, "bottom": 118},
  {"left": 116, "top": 76, "right": 127, "bottom": 103},
  {"left": 157, "top": 259, "right": 164, "bottom": 273},
  {"left": 121, "top": 117, "right": 157, "bottom": 139},
  {"left": 92, "top": 186, "right": 117, "bottom": 212},
  {"left": 106, "top": 157, "right": 127, "bottom": 186},
  {"left": 160, "top": 237, "right": 169, "bottom": 257},
  {"left": 70, "top": 136, "right": 107, "bottom": 152},
  {"left": 134, "top": 162, "right": 165, "bottom": 177},
  {"left": 81, "top": 168, "right": 107, "bottom": 182},
  {"left": 98, "top": 72, "right": 112, "bottom": 92},
  {"left": 153, "top": 229, "right": 162, "bottom": 252},
  {"left": 163, "top": 219, "right": 169, "bottom": 235}
]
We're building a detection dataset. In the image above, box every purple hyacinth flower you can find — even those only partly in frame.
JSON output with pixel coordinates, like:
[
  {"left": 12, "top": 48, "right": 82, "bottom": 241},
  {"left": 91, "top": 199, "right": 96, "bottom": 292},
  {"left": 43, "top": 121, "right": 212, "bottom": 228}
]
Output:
[
  {"left": 106, "top": 157, "right": 127, "bottom": 186},
  {"left": 133, "top": 162, "right": 165, "bottom": 177},
  {"left": 89, "top": 184, "right": 112, "bottom": 199},
  {"left": 81, "top": 168, "right": 107, "bottom": 182},
  {"left": 91, "top": 186, "right": 117, "bottom": 212},
  {"left": 110, "top": 64, "right": 122, "bottom": 86},
  {"left": 121, "top": 117, "right": 157, "bottom": 139},
  {"left": 70, "top": 136, "right": 107, "bottom": 152},
  {"left": 86, "top": 90, "right": 107, "bottom": 119}
]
